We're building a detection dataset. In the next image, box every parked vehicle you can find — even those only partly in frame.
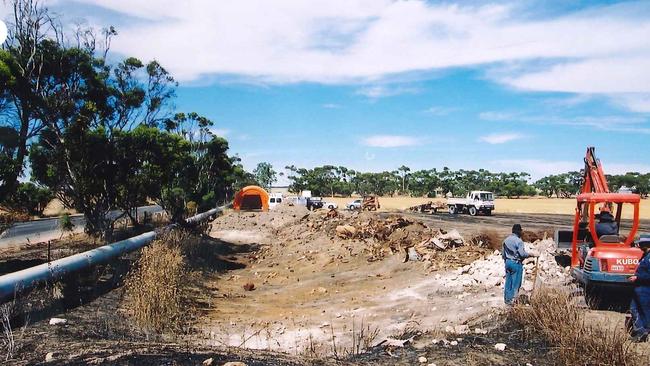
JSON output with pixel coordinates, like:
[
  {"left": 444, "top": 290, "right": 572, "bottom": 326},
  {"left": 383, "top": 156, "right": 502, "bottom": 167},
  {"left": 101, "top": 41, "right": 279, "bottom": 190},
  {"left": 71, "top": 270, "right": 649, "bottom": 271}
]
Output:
[
  {"left": 306, "top": 197, "right": 323, "bottom": 210},
  {"left": 268, "top": 193, "right": 283, "bottom": 210},
  {"left": 447, "top": 191, "right": 494, "bottom": 216},
  {"left": 347, "top": 199, "right": 362, "bottom": 210},
  {"left": 323, "top": 201, "right": 338, "bottom": 210},
  {"left": 347, "top": 196, "right": 380, "bottom": 211}
]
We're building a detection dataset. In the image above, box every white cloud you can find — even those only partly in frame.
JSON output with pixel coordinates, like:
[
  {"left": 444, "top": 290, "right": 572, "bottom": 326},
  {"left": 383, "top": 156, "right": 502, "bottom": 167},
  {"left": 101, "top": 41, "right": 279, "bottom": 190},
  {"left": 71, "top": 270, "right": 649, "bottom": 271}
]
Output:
[
  {"left": 209, "top": 127, "right": 229, "bottom": 136},
  {"left": 606, "top": 163, "right": 650, "bottom": 175},
  {"left": 361, "top": 135, "right": 423, "bottom": 148},
  {"left": 502, "top": 57, "right": 650, "bottom": 94},
  {"left": 611, "top": 94, "right": 650, "bottom": 113},
  {"left": 543, "top": 94, "right": 594, "bottom": 108},
  {"left": 322, "top": 103, "right": 342, "bottom": 109},
  {"left": 355, "top": 85, "right": 419, "bottom": 99},
  {"left": 479, "top": 111, "right": 650, "bottom": 134},
  {"left": 479, "top": 111, "right": 517, "bottom": 121},
  {"left": 70, "top": 1, "right": 650, "bottom": 111},
  {"left": 425, "top": 106, "right": 457, "bottom": 116},
  {"left": 479, "top": 133, "right": 525, "bottom": 144}
]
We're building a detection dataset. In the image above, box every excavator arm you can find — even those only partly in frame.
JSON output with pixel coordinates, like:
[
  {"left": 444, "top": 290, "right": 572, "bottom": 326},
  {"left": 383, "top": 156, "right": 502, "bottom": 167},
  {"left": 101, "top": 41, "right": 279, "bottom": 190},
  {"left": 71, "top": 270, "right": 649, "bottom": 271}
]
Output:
[{"left": 582, "top": 146, "right": 610, "bottom": 194}]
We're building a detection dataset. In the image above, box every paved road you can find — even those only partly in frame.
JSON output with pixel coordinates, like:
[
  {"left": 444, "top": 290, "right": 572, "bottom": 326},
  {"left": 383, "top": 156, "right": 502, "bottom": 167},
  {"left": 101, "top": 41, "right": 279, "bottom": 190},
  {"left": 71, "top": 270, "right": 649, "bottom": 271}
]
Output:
[{"left": 0, "top": 205, "right": 163, "bottom": 248}]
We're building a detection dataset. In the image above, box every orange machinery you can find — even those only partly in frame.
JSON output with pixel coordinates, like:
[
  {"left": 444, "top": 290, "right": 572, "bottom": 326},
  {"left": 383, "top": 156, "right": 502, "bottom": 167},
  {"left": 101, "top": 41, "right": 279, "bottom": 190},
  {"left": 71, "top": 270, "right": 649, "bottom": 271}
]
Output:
[{"left": 558, "top": 147, "right": 642, "bottom": 302}]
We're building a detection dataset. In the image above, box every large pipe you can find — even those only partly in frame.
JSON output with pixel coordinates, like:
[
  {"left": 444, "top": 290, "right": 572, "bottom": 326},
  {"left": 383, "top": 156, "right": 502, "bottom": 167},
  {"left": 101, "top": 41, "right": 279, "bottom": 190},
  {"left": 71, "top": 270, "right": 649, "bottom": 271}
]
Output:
[{"left": 0, "top": 206, "right": 224, "bottom": 304}]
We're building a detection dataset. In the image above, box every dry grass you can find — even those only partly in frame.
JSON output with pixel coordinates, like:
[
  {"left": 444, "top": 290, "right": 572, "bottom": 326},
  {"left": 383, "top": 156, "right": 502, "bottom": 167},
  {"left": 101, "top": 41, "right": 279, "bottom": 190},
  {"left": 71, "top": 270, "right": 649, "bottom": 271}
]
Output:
[
  {"left": 123, "top": 232, "right": 191, "bottom": 334},
  {"left": 0, "top": 301, "right": 28, "bottom": 362},
  {"left": 512, "top": 286, "right": 643, "bottom": 366},
  {"left": 1, "top": 303, "right": 15, "bottom": 361},
  {"left": 326, "top": 317, "right": 380, "bottom": 360}
]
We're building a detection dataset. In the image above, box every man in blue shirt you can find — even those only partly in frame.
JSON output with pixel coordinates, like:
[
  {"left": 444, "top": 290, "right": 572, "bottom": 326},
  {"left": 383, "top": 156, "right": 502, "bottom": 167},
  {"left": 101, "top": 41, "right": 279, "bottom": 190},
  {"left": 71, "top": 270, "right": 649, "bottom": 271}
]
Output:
[
  {"left": 629, "top": 235, "right": 650, "bottom": 341},
  {"left": 502, "top": 224, "right": 536, "bottom": 304}
]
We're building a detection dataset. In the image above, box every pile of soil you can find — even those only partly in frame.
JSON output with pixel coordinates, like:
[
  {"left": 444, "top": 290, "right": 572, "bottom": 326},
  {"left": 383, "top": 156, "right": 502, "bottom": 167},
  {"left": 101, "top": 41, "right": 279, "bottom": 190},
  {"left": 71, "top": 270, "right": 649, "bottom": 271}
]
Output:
[
  {"left": 296, "top": 210, "right": 493, "bottom": 271},
  {"left": 211, "top": 205, "right": 310, "bottom": 233},
  {"left": 205, "top": 206, "right": 505, "bottom": 354}
]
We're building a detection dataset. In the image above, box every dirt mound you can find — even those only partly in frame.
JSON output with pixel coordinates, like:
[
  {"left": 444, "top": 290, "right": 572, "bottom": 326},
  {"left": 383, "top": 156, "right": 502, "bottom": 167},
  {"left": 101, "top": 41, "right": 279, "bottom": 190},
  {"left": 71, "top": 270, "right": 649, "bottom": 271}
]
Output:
[
  {"left": 211, "top": 204, "right": 310, "bottom": 233},
  {"left": 290, "top": 210, "right": 493, "bottom": 270}
]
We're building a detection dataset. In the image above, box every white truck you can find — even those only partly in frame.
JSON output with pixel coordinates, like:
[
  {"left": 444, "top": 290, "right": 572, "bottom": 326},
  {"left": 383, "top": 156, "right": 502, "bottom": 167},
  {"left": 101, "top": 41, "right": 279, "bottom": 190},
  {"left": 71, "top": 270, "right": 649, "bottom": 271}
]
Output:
[{"left": 447, "top": 191, "right": 495, "bottom": 216}]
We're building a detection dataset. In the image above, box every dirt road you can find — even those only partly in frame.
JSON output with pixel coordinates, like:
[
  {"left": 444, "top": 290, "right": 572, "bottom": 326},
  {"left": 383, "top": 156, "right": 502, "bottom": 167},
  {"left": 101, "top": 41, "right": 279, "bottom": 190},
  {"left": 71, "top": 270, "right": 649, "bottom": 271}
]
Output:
[{"left": 403, "top": 211, "right": 650, "bottom": 247}]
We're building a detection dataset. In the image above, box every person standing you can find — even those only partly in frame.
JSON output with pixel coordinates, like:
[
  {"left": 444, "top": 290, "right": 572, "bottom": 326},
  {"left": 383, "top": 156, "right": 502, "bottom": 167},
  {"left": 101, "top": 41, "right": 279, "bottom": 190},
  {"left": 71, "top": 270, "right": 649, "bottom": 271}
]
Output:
[
  {"left": 629, "top": 235, "right": 650, "bottom": 341},
  {"left": 502, "top": 224, "right": 536, "bottom": 304}
]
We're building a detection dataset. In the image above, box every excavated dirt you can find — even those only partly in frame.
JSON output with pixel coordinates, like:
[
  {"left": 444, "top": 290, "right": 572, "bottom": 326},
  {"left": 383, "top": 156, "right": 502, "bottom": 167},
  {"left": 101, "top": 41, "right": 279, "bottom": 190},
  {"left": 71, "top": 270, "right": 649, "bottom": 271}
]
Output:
[{"left": 203, "top": 206, "right": 511, "bottom": 355}]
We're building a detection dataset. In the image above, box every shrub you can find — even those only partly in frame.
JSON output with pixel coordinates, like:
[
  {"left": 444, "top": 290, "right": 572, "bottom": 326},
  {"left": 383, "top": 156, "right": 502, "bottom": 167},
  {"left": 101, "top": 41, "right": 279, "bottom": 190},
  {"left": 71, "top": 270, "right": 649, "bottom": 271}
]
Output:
[
  {"left": 4, "top": 182, "right": 53, "bottom": 216},
  {"left": 512, "top": 286, "right": 643, "bottom": 366},
  {"left": 185, "top": 201, "right": 197, "bottom": 216},
  {"left": 160, "top": 187, "right": 187, "bottom": 223},
  {"left": 59, "top": 213, "right": 74, "bottom": 237},
  {"left": 123, "top": 235, "right": 189, "bottom": 333}
]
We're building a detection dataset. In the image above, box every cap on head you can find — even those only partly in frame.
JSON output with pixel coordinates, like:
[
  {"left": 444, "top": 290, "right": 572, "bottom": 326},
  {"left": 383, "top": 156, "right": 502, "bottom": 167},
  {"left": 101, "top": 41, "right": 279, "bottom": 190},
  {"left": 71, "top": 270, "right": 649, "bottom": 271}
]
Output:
[
  {"left": 639, "top": 234, "right": 650, "bottom": 248},
  {"left": 512, "top": 224, "right": 523, "bottom": 234}
]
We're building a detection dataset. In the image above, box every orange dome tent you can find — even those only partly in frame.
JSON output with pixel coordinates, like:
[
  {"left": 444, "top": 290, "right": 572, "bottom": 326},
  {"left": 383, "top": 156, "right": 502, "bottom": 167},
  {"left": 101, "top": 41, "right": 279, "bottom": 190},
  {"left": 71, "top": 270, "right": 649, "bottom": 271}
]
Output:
[{"left": 233, "top": 185, "right": 269, "bottom": 211}]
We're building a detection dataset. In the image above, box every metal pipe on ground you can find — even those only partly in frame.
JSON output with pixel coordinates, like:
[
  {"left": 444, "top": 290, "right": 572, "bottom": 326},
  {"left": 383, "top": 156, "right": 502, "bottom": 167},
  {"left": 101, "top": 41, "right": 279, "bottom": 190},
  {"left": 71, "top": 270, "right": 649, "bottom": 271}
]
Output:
[{"left": 0, "top": 206, "right": 225, "bottom": 304}]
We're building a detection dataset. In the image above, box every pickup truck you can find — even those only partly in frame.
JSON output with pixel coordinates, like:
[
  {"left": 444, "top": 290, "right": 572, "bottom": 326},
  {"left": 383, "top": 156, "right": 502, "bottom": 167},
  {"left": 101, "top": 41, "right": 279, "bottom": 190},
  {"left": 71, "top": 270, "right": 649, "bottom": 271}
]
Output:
[{"left": 447, "top": 191, "right": 495, "bottom": 216}]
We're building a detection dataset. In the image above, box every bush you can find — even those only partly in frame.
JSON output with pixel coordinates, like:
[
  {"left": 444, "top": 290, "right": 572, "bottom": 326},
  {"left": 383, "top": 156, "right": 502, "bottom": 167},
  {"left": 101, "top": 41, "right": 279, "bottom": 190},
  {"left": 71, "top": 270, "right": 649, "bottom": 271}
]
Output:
[
  {"left": 512, "top": 287, "right": 643, "bottom": 366},
  {"left": 59, "top": 213, "right": 74, "bottom": 235},
  {"left": 199, "top": 191, "right": 216, "bottom": 212},
  {"left": 185, "top": 201, "right": 197, "bottom": 216},
  {"left": 3, "top": 182, "right": 52, "bottom": 216},
  {"left": 123, "top": 233, "right": 190, "bottom": 333},
  {"left": 160, "top": 187, "right": 187, "bottom": 223}
]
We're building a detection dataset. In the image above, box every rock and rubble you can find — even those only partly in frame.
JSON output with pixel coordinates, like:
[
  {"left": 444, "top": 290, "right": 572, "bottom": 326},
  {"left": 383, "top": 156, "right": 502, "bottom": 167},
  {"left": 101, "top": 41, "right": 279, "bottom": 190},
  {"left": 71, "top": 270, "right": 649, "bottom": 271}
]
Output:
[{"left": 438, "top": 237, "right": 570, "bottom": 289}]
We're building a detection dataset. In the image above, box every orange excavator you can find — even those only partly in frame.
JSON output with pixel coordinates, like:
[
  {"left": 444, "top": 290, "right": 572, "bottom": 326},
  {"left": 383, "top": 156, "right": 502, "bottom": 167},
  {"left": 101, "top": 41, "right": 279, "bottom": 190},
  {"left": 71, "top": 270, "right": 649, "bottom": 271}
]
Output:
[{"left": 556, "top": 147, "right": 642, "bottom": 306}]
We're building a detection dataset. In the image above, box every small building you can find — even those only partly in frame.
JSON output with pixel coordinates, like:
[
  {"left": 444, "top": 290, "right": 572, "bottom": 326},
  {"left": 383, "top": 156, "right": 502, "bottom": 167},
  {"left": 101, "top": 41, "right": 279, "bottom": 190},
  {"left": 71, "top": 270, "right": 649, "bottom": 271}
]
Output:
[{"left": 233, "top": 185, "right": 269, "bottom": 211}]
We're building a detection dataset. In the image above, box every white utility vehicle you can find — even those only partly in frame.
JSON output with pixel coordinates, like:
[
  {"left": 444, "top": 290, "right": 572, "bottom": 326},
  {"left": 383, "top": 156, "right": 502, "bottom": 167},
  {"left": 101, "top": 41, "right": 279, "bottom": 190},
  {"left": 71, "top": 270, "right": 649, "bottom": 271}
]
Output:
[
  {"left": 447, "top": 191, "right": 495, "bottom": 216},
  {"left": 268, "top": 193, "right": 284, "bottom": 210}
]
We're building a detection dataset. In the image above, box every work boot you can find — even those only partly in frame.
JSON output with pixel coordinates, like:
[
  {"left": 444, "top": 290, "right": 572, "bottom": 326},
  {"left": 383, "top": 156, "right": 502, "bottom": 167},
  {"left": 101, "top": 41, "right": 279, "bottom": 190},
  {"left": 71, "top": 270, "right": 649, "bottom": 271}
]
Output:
[{"left": 631, "top": 332, "right": 648, "bottom": 343}]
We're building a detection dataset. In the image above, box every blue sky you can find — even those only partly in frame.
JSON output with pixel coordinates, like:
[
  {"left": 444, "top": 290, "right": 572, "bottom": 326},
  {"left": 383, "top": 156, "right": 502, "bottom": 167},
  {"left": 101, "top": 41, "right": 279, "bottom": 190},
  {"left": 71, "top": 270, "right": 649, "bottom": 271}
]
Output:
[{"left": 19, "top": 0, "right": 650, "bottom": 182}]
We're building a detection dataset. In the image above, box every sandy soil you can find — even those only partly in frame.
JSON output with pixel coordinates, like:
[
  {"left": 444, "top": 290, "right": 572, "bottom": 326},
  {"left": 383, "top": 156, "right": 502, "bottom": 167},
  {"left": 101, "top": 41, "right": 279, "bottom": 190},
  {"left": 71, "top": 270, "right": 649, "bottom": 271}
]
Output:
[
  {"left": 322, "top": 196, "right": 650, "bottom": 219},
  {"left": 202, "top": 206, "right": 506, "bottom": 355}
]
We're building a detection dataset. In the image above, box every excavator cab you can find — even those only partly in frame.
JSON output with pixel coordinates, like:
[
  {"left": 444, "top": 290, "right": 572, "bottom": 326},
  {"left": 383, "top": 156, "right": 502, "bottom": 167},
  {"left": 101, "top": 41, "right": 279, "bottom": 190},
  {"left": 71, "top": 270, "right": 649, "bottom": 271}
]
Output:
[
  {"left": 571, "top": 193, "right": 642, "bottom": 282},
  {"left": 562, "top": 147, "right": 644, "bottom": 308}
]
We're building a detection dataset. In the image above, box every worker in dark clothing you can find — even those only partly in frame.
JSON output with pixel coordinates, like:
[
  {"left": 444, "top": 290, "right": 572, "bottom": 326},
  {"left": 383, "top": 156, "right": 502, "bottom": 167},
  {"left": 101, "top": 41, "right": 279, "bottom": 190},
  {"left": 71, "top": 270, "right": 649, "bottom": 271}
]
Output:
[
  {"left": 596, "top": 205, "right": 618, "bottom": 238},
  {"left": 629, "top": 235, "right": 650, "bottom": 341},
  {"left": 502, "top": 224, "right": 537, "bottom": 305}
]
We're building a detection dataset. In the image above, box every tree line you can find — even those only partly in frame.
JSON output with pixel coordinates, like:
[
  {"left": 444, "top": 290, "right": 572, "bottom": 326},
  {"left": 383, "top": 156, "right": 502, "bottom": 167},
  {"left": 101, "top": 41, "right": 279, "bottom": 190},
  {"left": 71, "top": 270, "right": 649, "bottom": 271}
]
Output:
[
  {"left": 282, "top": 165, "right": 650, "bottom": 199},
  {"left": 0, "top": 0, "right": 256, "bottom": 239}
]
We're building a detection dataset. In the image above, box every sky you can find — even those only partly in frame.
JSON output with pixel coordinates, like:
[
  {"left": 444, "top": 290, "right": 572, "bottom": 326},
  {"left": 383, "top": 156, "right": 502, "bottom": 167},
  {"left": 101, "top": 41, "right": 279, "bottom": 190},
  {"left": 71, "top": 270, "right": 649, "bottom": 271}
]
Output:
[{"left": 19, "top": 0, "right": 650, "bottom": 182}]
